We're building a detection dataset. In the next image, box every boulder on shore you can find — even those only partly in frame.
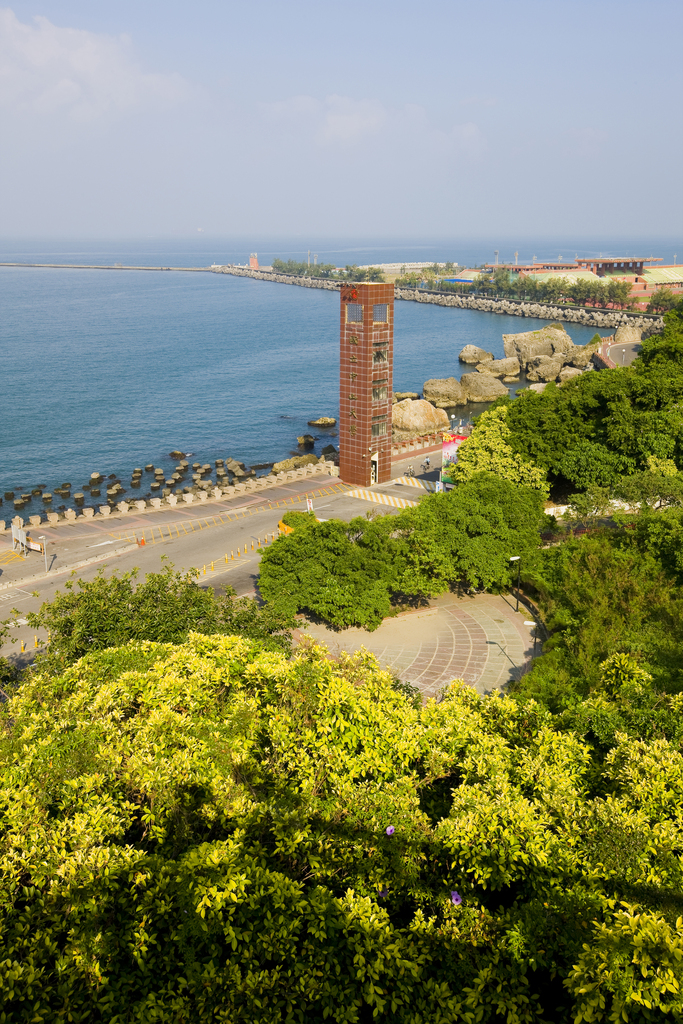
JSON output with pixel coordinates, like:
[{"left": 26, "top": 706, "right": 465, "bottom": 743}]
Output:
[
  {"left": 614, "top": 324, "right": 643, "bottom": 346},
  {"left": 459, "top": 344, "right": 494, "bottom": 364},
  {"left": 460, "top": 372, "right": 509, "bottom": 402},
  {"left": 272, "top": 454, "right": 319, "bottom": 474},
  {"left": 557, "top": 366, "right": 583, "bottom": 385},
  {"left": 393, "top": 399, "right": 449, "bottom": 434},
  {"left": 423, "top": 377, "right": 466, "bottom": 408},
  {"left": 393, "top": 391, "right": 420, "bottom": 401},
  {"left": 527, "top": 355, "right": 565, "bottom": 382},
  {"left": 503, "top": 325, "right": 575, "bottom": 364},
  {"left": 476, "top": 356, "right": 521, "bottom": 378}
]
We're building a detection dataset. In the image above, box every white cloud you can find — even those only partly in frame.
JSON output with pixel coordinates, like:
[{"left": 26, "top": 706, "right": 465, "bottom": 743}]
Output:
[
  {"left": 262, "top": 92, "right": 484, "bottom": 159},
  {"left": 0, "top": 7, "right": 187, "bottom": 120}
]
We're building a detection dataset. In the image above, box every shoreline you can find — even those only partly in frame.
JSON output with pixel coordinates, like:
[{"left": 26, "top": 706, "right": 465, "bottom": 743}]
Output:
[{"left": 2, "top": 262, "right": 664, "bottom": 332}]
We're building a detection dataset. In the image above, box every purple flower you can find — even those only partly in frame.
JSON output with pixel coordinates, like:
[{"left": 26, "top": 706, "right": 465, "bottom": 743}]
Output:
[
  {"left": 378, "top": 887, "right": 388, "bottom": 899},
  {"left": 385, "top": 825, "right": 395, "bottom": 836},
  {"left": 450, "top": 891, "right": 462, "bottom": 906}
]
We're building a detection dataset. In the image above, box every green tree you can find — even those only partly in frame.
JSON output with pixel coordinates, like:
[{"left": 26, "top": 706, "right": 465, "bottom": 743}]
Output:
[
  {"left": 26, "top": 561, "right": 295, "bottom": 674},
  {"left": 647, "top": 287, "right": 679, "bottom": 313},
  {"left": 452, "top": 405, "right": 548, "bottom": 491}
]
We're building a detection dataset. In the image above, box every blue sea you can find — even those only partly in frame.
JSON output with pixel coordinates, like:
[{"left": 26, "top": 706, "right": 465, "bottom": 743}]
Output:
[{"left": 2, "top": 236, "right": 662, "bottom": 509}]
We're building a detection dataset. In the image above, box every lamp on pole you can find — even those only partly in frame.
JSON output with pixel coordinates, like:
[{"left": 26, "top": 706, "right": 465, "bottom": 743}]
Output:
[
  {"left": 509, "top": 556, "right": 521, "bottom": 612},
  {"left": 39, "top": 535, "right": 47, "bottom": 574}
]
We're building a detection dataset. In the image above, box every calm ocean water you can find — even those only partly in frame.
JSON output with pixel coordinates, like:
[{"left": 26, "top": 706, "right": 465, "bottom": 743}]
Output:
[{"left": 1, "top": 236, "right": 645, "bottom": 509}]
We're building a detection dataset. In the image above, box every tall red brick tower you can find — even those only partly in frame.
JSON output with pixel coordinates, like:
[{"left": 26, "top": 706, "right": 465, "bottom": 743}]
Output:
[{"left": 339, "top": 282, "right": 394, "bottom": 486}]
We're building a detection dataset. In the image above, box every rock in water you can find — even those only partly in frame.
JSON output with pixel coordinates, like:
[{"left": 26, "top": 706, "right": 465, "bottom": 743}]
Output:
[
  {"left": 297, "top": 434, "right": 315, "bottom": 447},
  {"left": 459, "top": 344, "right": 494, "bottom": 364},
  {"left": 393, "top": 391, "right": 420, "bottom": 401},
  {"left": 423, "top": 377, "right": 466, "bottom": 408},
  {"left": 460, "top": 372, "right": 509, "bottom": 402},
  {"left": 476, "top": 356, "right": 521, "bottom": 378},
  {"left": 307, "top": 416, "right": 337, "bottom": 427},
  {"left": 503, "top": 325, "right": 574, "bottom": 364},
  {"left": 393, "top": 399, "right": 449, "bottom": 433},
  {"left": 273, "top": 454, "right": 319, "bottom": 473},
  {"left": 527, "top": 355, "right": 565, "bottom": 381}
]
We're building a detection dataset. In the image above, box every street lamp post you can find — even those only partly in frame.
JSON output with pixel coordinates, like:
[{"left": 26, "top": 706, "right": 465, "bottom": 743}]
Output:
[
  {"left": 39, "top": 535, "right": 47, "bottom": 573},
  {"left": 509, "top": 556, "right": 521, "bottom": 612}
]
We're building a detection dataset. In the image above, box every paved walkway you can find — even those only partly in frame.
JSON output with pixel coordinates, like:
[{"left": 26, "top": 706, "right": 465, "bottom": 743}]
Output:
[{"left": 301, "top": 591, "right": 534, "bottom": 699}]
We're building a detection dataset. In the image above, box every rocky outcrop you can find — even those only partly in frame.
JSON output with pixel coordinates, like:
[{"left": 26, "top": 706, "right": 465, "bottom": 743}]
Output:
[
  {"left": 394, "top": 391, "right": 420, "bottom": 401},
  {"left": 308, "top": 416, "right": 336, "bottom": 427},
  {"left": 476, "top": 356, "right": 520, "bottom": 378},
  {"left": 272, "top": 453, "right": 320, "bottom": 474},
  {"left": 459, "top": 344, "right": 494, "bottom": 364},
  {"left": 393, "top": 399, "right": 449, "bottom": 434},
  {"left": 614, "top": 324, "right": 643, "bottom": 346},
  {"left": 423, "top": 377, "right": 466, "bottom": 408},
  {"left": 460, "top": 372, "right": 509, "bottom": 402},
  {"left": 503, "top": 325, "right": 575, "bottom": 363},
  {"left": 527, "top": 355, "right": 566, "bottom": 382},
  {"left": 557, "top": 366, "right": 583, "bottom": 385},
  {"left": 526, "top": 383, "right": 548, "bottom": 394}
]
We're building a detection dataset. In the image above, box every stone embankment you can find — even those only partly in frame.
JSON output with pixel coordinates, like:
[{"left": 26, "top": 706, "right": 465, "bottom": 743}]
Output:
[
  {"left": 212, "top": 266, "right": 340, "bottom": 290},
  {"left": 394, "top": 287, "right": 664, "bottom": 335},
  {"left": 211, "top": 267, "right": 664, "bottom": 333}
]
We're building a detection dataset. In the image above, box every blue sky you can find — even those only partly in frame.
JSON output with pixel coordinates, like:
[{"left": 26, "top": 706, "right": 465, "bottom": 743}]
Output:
[{"left": 1, "top": 1, "right": 681, "bottom": 239}]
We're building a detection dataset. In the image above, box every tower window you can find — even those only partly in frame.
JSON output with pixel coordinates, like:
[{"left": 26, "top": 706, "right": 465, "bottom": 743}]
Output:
[
  {"left": 346, "top": 304, "right": 363, "bottom": 323},
  {"left": 373, "top": 303, "right": 388, "bottom": 323},
  {"left": 371, "top": 420, "right": 387, "bottom": 437},
  {"left": 373, "top": 349, "right": 388, "bottom": 364},
  {"left": 372, "top": 385, "right": 388, "bottom": 401}
]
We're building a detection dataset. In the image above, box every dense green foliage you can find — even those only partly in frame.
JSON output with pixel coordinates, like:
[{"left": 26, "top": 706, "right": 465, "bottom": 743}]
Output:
[
  {"left": 270, "top": 260, "right": 384, "bottom": 282},
  {"left": 259, "top": 474, "right": 546, "bottom": 629},
  {"left": 25, "top": 562, "right": 296, "bottom": 674},
  {"left": 450, "top": 407, "right": 548, "bottom": 492},
  {"left": 490, "top": 307, "right": 683, "bottom": 493},
  {"left": 3, "top": 633, "right": 683, "bottom": 1023}
]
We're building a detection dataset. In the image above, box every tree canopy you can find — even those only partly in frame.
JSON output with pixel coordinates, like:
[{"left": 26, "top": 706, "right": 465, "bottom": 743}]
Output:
[{"left": 3, "top": 633, "right": 683, "bottom": 1022}]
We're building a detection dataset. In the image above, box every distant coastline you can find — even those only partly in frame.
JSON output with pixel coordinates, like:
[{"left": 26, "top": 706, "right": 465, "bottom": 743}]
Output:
[{"left": 1, "top": 261, "right": 663, "bottom": 332}]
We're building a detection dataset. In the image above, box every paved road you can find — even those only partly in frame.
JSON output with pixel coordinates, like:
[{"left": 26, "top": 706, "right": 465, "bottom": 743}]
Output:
[
  {"left": 607, "top": 342, "right": 642, "bottom": 367},
  {"left": 1, "top": 449, "right": 538, "bottom": 696}
]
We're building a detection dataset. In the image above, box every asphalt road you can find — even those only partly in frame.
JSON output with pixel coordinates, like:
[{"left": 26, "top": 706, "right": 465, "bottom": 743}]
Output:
[{"left": 607, "top": 342, "right": 642, "bottom": 367}]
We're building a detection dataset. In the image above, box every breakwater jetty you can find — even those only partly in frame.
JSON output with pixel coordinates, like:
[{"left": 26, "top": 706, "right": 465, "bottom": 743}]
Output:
[{"left": 2, "top": 262, "right": 663, "bottom": 332}]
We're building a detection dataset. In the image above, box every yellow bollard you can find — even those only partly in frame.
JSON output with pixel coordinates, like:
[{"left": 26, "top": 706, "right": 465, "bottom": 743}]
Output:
[
  {"left": 257, "top": 537, "right": 261, "bottom": 547},
  {"left": 34, "top": 635, "right": 38, "bottom": 648},
  {"left": 225, "top": 553, "right": 228, "bottom": 563},
  {"left": 244, "top": 543, "right": 247, "bottom": 554},
  {"left": 211, "top": 561, "right": 214, "bottom": 571},
  {"left": 251, "top": 541, "right": 254, "bottom": 551},
  {"left": 203, "top": 564, "right": 206, "bottom": 575},
  {"left": 231, "top": 550, "right": 234, "bottom": 559},
  {"left": 21, "top": 640, "right": 25, "bottom": 653},
  {"left": 237, "top": 548, "right": 240, "bottom": 557}
]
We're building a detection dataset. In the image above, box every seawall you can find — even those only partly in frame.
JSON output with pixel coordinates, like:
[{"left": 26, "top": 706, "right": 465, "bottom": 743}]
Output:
[{"left": 212, "top": 267, "right": 664, "bottom": 333}]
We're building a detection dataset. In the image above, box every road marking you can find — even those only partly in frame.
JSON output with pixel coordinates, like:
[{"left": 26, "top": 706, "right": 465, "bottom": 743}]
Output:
[
  {"left": 345, "top": 489, "right": 418, "bottom": 509},
  {"left": 0, "top": 550, "right": 24, "bottom": 565},
  {"left": 393, "top": 476, "right": 439, "bottom": 492}
]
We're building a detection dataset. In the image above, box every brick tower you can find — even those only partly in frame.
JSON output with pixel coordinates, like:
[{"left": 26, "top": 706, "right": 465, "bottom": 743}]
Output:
[{"left": 339, "top": 282, "right": 394, "bottom": 486}]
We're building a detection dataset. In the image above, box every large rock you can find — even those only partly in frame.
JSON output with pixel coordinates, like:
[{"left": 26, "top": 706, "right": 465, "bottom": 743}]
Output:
[
  {"left": 503, "top": 325, "right": 574, "bottom": 364},
  {"left": 393, "top": 399, "right": 449, "bottom": 433},
  {"left": 423, "top": 377, "right": 466, "bottom": 408},
  {"left": 460, "top": 372, "right": 509, "bottom": 402},
  {"left": 527, "top": 355, "right": 565, "bottom": 381},
  {"left": 272, "top": 454, "right": 319, "bottom": 474},
  {"left": 557, "top": 366, "right": 583, "bottom": 384},
  {"left": 476, "top": 356, "right": 520, "bottom": 378},
  {"left": 459, "top": 344, "right": 494, "bottom": 364},
  {"left": 614, "top": 324, "right": 643, "bottom": 346}
]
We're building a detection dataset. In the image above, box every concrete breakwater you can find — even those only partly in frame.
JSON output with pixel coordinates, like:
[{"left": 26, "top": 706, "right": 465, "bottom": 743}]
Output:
[
  {"left": 211, "top": 267, "right": 664, "bottom": 333},
  {"left": 393, "top": 288, "right": 664, "bottom": 335}
]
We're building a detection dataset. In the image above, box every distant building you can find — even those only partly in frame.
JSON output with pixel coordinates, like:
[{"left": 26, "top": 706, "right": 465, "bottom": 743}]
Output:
[{"left": 249, "top": 253, "right": 259, "bottom": 270}]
